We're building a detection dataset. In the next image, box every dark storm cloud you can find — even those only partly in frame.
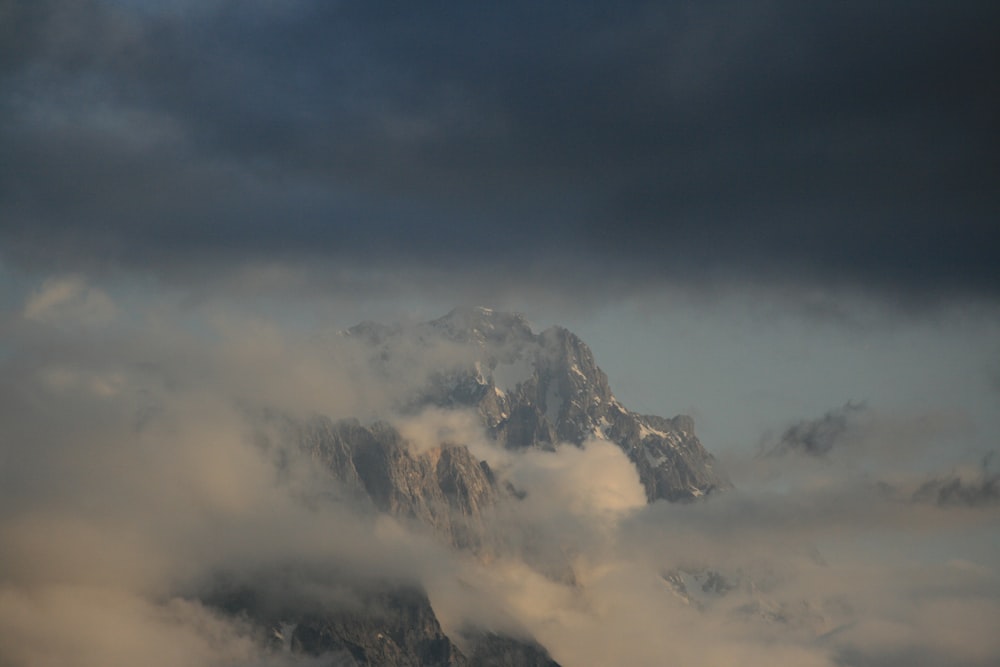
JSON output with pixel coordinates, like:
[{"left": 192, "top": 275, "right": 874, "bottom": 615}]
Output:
[
  {"left": 912, "top": 453, "right": 1000, "bottom": 508},
  {"left": 1, "top": 1, "right": 998, "bottom": 297},
  {"left": 763, "top": 401, "right": 867, "bottom": 458},
  {"left": 912, "top": 472, "right": 1000, "bottom": 508}
]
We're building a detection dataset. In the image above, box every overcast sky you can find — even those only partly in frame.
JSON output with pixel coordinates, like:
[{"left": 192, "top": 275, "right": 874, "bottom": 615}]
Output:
[
  {"left": 2, "top": 0, "right": 998, "bottom": 298},
  {"left": 1, "top": 2, "right": 999, "bottom": 665}
]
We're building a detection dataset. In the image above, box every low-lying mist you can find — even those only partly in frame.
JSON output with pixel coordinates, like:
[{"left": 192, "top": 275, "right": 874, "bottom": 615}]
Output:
[{"left": 1, "top": 276, "right": 997, "bottom": 667}]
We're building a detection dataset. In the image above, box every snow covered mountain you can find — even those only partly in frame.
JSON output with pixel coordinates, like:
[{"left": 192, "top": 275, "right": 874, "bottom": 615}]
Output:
[{"left": 346, "top": 306, "right": 728, "bottom": 502}]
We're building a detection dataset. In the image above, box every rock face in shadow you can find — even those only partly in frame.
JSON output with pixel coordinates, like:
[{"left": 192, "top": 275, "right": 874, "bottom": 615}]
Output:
[
  {"left": 462, "top": 632, "right": 562, "bottom": 667},
  {"left": 288, "top": 587, "right": 464, "bottom": 667},
  {"left": 209, "top": 578, "right": 559, "bottom": 667}
]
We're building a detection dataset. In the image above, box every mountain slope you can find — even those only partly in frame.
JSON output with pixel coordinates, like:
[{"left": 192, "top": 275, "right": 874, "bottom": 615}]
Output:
[
  {"left": 210, "top": 577, "right": 559, "bottom": 667},
  {"left": 289, "top": 415, "right": 502, "bottom": 554}
]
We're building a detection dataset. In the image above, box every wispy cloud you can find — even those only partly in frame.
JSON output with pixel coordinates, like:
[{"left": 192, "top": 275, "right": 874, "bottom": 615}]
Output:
[{"left": 3, "top": 281, "right": 997, "bottom": 666}]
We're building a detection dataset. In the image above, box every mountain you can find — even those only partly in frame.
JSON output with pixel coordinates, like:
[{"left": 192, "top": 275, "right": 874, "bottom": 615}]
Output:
[
  {"left": 209, "top": 575, "right": 558, "bottom": 667},
  {"left": 277, "top": 307, "right": 727, "bottom": 556},
  {"left": 347, "top": 306, "right": 728, "bottom": 502},
  {"left": 287, "top": 415, "right": 502, "bottom": 554},
  {"left": 212, "top": 308, "right": 727, "bottom": 666}
]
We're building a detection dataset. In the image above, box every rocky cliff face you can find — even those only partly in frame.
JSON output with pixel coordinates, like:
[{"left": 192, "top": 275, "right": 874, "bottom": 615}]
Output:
[
  {"left": 288, "top": 415, "right": 502, "bottom": 554},
  {"left": 348, "top": 306, "right": 728, "bottom": 502}
]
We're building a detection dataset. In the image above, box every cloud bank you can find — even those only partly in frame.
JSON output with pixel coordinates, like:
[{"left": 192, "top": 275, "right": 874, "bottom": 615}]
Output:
[
  {"left": 1, "top": 1, "right": 997, "bottom": 304},
  {"left": 0, "top": 277, "right": 997, "bottom": 666}
]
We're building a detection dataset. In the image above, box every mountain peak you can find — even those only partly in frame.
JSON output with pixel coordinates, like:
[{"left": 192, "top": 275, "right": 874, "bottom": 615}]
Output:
[
  {"left": 429, "top": 307, "right": 534, "bottom": 344},
  {"left": 340, "top": 309, "right": 728, "bottom": 502}
]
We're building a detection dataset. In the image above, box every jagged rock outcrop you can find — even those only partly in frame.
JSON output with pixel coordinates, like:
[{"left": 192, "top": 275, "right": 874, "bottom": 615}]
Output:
[
  {"left": 288, "top": 587, "right": 464, "bottom": 667},
  {"left": 346, "top": 306, "right": 728, "bottom": 501},
  {"left": 279, "top": 415, "right": 502, "bottom": 553}
]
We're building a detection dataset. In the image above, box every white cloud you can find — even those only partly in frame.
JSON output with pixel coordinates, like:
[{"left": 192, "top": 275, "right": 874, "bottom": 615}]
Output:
[{"left": 504, "top": 439, "right": 647, "bottom": 520}]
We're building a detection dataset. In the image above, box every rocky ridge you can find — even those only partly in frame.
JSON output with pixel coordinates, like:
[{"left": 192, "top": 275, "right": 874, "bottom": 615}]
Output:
[
  {"left": 348, "top": 306, "right": 728, "bottom": 502},
  {"left": 211, "top": 577, "right": 557, "bottom": 667}
]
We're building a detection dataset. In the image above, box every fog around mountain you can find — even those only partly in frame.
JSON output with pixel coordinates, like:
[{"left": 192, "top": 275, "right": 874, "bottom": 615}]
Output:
[{"left": 1, "top": 286, "right": 997, "bottom": 666}]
